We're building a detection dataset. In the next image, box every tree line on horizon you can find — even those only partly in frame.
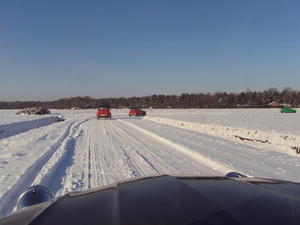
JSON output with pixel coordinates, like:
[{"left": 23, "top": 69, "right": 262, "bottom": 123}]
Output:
[{"left": 1, "top": 87, "right": 299, "bottom": 109}]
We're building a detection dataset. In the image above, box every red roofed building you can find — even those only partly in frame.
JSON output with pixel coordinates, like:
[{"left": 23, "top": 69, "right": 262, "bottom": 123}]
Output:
[{"left": 268, "top": 102, "right": 279, "bottom": 106}]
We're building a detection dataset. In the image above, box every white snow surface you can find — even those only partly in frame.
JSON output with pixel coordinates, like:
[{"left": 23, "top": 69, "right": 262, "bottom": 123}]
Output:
[{"left": 0, "top": 108, "right": 300, "bottom": 216}]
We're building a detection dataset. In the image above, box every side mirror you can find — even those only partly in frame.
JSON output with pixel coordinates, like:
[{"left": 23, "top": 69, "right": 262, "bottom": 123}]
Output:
[
  {"left": 17, "top": 185, "right": 53, "bottom": 210},
  {"left": 225, "top": 172, "right": 248, "bottom": 178}
]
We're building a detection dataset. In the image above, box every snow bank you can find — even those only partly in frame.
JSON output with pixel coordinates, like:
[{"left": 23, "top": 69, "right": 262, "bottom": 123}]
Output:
[
  {"left": 143, "top": 117, "right": 300, "bottom": 154},
  {"left": 0, "top": 116, "right": 60, "bottom": 139}
]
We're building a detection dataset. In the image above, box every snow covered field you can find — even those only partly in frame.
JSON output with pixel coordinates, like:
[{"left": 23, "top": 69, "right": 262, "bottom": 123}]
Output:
[{"left": 0, "top": 108, "right": 300, "bottom": 216}]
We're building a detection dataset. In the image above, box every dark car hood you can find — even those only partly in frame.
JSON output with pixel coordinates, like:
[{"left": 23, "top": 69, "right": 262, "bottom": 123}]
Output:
[{"left": 1, "top": 174, "right": 300, "bottom": 225}]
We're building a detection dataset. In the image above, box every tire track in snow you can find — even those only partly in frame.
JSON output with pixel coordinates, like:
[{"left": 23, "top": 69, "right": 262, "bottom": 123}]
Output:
[
  {"left": 118, "top": 130, "right": 181, "bottom": 174},
  {"left": 54, "top": 118, "right": 134, "bottom": 194},
  {"left": 102, "top": 119, "right": 218, "bottom": 176},
  {"left": 87, "top": 119, "right": 135, "bottom": 187},
  {"left": 118, "top": 119, "right": 234, "bottom": 175},
  {"left": 104, "top": 121, "right": 181, "bottom": 176},
  {"left": 29, "top": 118, "right": 92, "bottom": 196},
  {"left": 87, "top": 119, "right": 179, "bottom": 187},
  {"left": 56, "top": 118, "right": 184, "bottom": 194},
  {"left": 0, "top": 118, "right": 91, "bottom": 216}
]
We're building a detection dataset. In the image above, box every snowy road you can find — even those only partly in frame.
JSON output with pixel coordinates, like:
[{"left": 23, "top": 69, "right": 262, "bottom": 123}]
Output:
[
  {"left": 34, "top": 117, "right": 229, "bottom": 196},
  {"left": 1, "top": 109, "right": 300, "bottom": 216}
]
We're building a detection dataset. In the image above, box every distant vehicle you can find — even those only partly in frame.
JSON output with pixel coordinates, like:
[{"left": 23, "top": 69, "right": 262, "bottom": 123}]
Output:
[
  {"left": 280, "top": 107, "right": 296, "bottom": 113},
  {"left": 2, "top": 172, "right": 300, "bottom": 225},
  {"left": 128, "top": 108, "right": 146, "bottom": 116},
  {"left": 55, "top": 116, "right": 65, "bottom": 122},
  {"left": 96, "top": 106, "right": 111, "bottom": 119}
]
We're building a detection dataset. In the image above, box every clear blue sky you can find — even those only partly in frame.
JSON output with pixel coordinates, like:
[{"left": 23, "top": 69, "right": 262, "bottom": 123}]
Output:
[{"left": 1, "top": 0, "right": 300, "bottom": 101}]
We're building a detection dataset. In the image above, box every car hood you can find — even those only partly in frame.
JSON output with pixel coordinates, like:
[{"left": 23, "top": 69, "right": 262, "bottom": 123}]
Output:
[{"left": 1, "top": 174, "right": 300, "bottom": 225}]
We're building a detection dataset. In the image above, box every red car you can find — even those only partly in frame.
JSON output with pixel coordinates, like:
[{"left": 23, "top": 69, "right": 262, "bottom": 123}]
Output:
[
  {"left": 96, "top": 106, "right": 111, "bottom": 119},
  {"left": 128, "top": 108, "right": 146, "bottom": 116}
]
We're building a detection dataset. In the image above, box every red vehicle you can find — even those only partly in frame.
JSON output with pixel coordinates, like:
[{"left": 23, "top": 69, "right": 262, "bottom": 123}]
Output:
[
  {"left": 128, "top": 108, "right": 146, "bottom": 116},
  {"left": 96, "top": 106, "right": 111, "bottom": 119}
]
